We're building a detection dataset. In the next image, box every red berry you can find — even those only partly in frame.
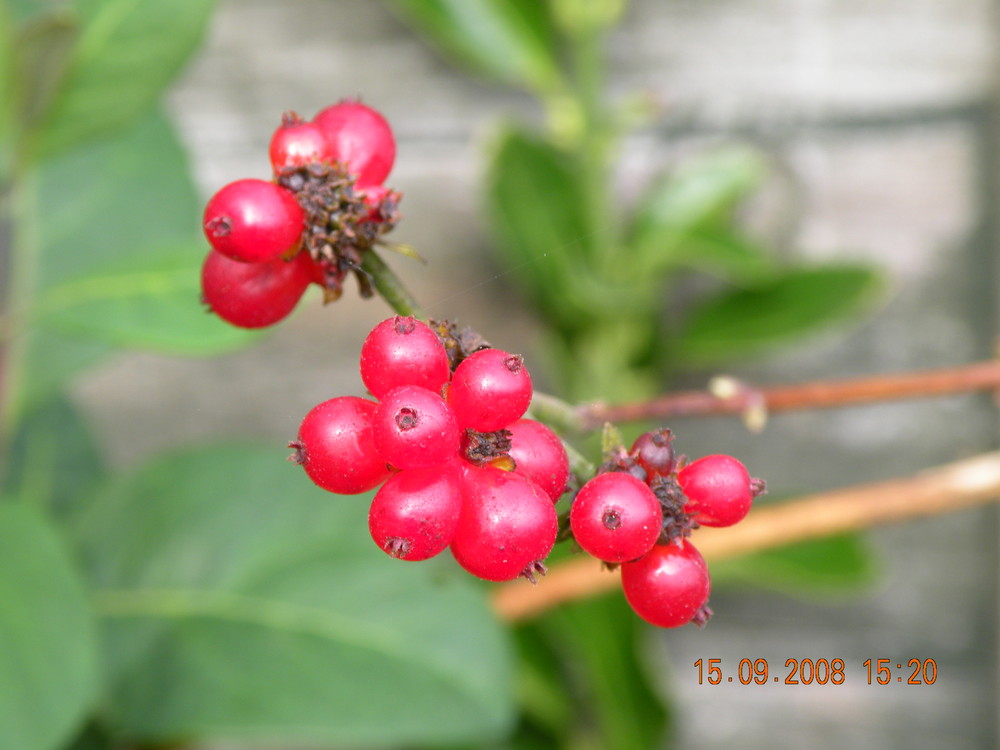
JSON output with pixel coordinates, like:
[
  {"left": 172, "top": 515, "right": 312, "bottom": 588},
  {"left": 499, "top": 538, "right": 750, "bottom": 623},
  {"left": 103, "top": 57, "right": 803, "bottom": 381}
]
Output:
[
  {"left": 203, "top": 178, "right": 305, "bottom": 263},
  {"left": 678, "top": 454, "right": 755, "bottom": 527},
  {"left": 201, "top": 249, "right": 313, "bottom": 328},
  {"left": 621, "top": 542, "right": 711, "bottom": 628},
  {"left": 312, "top": 100, "right": 395, "bottom": 187},
  {"left": 506, "top": 419, "right": 569, "bottom": 502},
  {"left": 450, "top": 466, "right": 558, "bottom": 582},
  {"left": 292, "top": 396, "right": 392, "bottom": 494},
  {"left": 630, "top": 429, "right": 676, "bottom": 479},
  {"left": 359, "top": 316, "right": 450, "bottom": 399},
  {"left": 269, "top": 113, "right": 335, "bottom": 170},
  {"left": 447, "top": 349, "right": 533, "bottom": 432},
  {"left": 570, "top": 472, "right": 662, "bottom": 563},
  {"left": 372, "top": 386, "right": 460, "bottom": 470},
  {"left": 368, "top": 466, "right": 462, "bottom": 561}
]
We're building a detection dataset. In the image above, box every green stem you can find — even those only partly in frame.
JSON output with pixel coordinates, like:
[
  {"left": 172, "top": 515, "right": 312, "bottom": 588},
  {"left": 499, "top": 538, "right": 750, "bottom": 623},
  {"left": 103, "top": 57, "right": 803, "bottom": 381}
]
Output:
[{"left": 361, "top": 249, "right": 425, "bottom": 319}]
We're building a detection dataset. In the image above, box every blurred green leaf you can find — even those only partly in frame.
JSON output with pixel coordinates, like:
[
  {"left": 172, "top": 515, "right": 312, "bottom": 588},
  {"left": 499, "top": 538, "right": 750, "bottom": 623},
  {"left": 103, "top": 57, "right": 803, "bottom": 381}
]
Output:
[
  {"left": 486, "top": 127, "right": 597, "bottom": 327},
  {"left": 4, "top": 395, "right": 106, "bottom": 516},
  {"left": 73, "top": 444, "right": 515, "bottom": 746},
  {"left": 675, "top": 265, "right": 884, "bottom": 364},
  {"left": 658, "top": 227, "right": 776, "bottom": 285},
  {"left": 13, "top": 330, "right": 112, "bottom": 421},
  {"left": 386, "top": 0, "right": 561, "bottom": 93},
  {"left": 713, "top": 534, "right": 876, "bottom": 597},
  {"left": 32, "top": 0, "right": 215, "bottom": 159},
  {"left": 0, "top": 501, "right": 100, "bottom": 750},
  {"left": 0, "top": 3, "right": 16, "bottom": 180},
  {"left": 12, "top": 10, "right": 78, "bottom": 143}
]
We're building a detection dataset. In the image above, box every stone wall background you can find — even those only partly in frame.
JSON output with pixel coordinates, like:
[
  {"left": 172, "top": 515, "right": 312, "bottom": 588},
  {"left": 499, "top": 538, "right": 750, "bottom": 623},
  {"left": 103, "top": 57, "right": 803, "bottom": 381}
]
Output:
[{"left": 74, "top": 1, "right": 999, "bottom": 747}]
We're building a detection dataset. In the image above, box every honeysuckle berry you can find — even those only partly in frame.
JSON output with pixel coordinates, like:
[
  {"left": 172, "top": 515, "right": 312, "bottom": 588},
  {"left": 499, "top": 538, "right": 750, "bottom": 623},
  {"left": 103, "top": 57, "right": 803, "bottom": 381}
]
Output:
[
  {"left": 368, "top": 466, "right": 462, "bottom": 561},
  {"left": 203, "top": 178, "right": 305, "bottom": 263},
  {"left": 447, "top": 348, "right": 533, "bottom": 432},
  {"left": 678, "top": 454, "right": 763, "bottom": 528},
  {"left": 621, "top": 541, "right": 712, "bottom": 628},
  {"left": 506, "top": 418, "right": 569, "bottom": 502},
  {"left": 201, "top": 249, "right": 314, "bottom": 329},
  {"left": 290, "top": 396, "right": 392, "bottom": 494},
  {"left": 570, "top": 472, "right": 662, "bottom": 563},
  {"left": 312, "top": 100, "right": 395, "bottom": 187},
  {"left": 630, "top": 428, "right": 676, "bottom": 479},
  {"left": 372, "top": 385, "right": 461, "bottom": 470},
  {"left": 269, "top": 112, "right": 335, "bottom": 170},
  {"left": 359, "top": 316, "right": 451, "bottom": 399},
  {"left": 450, "top": 466, "right": 558, "bottom": 582}
]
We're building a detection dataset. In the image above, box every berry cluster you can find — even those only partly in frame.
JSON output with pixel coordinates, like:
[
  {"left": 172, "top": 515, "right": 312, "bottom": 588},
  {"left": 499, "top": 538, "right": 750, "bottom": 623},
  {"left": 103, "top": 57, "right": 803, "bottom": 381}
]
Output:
[
  {"left": 290, "top": 316, "right": 570, "bottom": 582},
  {"left": 201, "top": 101, "right": 401, "bottom": 328},
  {"left": 570, "top": 430, "right": 766, "bottom": 628}
]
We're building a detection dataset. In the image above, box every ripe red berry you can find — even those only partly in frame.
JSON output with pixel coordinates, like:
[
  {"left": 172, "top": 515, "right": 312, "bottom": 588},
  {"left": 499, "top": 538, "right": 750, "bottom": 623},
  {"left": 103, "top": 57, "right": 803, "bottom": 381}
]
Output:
[
  {"left": 201, "top": 249, "right": 314, "bottom": 328},
  {"left": 678, "top": 454, "right": 755, "bottom": 527},
  {"left": 368, "top": 466, "right": 462, "bottom": 561},
  {"left": 359, "top": 316, "right": 450, "bottom": 399},
  {"left": 203, "top": 178, "right": 305, "bottom": 263},
  {"left": 630, "top": 428, "right": 676, "bottom": 479},
  {"left": 450, "top": 466, "right": 558, "bottom": 582},
  {"left": 570, "top": 472, "right": 662, "bottom": 563},
  {"left": 372, "top": 385, "right": 460, "bottom": 470},
  {"left": 292, "top": 396, "right": 392, "bottom": 494},
  {"left": 312, "top": 100, "right": 395, "bottom": 187},
  {"left": 447, "top": 349, "right": 533, "bottom": 432},
  {"left": 506, "top": 419, "right": 569, "bottom": 502},
  {"left": 621, "top": 542, "right": 711, "bottom": 628},
  {"left": 269, "top": 113, "right": 335, "bottom": 170}
]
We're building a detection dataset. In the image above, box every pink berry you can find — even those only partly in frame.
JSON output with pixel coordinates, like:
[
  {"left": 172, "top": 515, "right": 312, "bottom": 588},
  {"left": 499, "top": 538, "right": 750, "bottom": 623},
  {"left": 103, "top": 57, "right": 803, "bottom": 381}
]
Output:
[
  {"left": 312, "top": 100, "right": 395, "bottom": 187},
  {"left": 372, "top": 386, "right": 460, "bottom": 470},
  {"left": 450, "top": 466, "right": 558, "bottom": 582},
  {"left": 203, "top": 178, "right": 304, "bottom": 263},
  {"left": 630, "top": 429, "right": 676, "bottom": 479},
  {"left": 368, "top": 466, "right": 462, "bottom": 561},
  {"left": 570, "top": 472, "right": 662, "bottom": 563},
  {"left": 269, "top": 113, "right": 335, "bottom": 170},
  {"left": 201, "top": 249, "right": 313, "bottom": 329},
  {"left": 506, "top": 419, "right": 569, "bottom": 502},
  {"left": 292, "top": 396, "right": 392, "bottom": 494},
  {"left": 447, "top": 349, "right": 533, "bottom": 432},
  {"left": 359, "top": 317, "right": 450, "bottom": 399},
  {"left": 621, "top": 542, "right": 711, "bottom": 628},
  {"left": 678, "top": 454, "right": 757, "bottom": 527}
]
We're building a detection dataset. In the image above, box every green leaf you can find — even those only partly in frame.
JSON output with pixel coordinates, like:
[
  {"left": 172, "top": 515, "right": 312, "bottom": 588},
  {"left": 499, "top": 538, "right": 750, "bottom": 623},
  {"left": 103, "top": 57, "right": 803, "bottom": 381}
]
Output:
[
  {"left": 73, "top": 444, "right": 515, "bottom": 746},
  {"left": 675, "top": 265, "right": 884, "bottom": 365},
  {"left": 4, "top": 395, "right": 107, "bottom": 516},
  {"left": 12, "top": 10, "right": 78, "bottom": 145},
  {"left": 386, "top": 0, "right": 561, "bottom": 93},
  {"left": 656, "top": 227, "right": 776, "bottom": 285},
  {"left": 32, "top": 0, "right": 216, "bottom": 159},
  {"left": 0, "top": 501, "right": 100, "bottom": 750},
  {"left": 712, "top": 534, "right": 876, "bottom": 597}
]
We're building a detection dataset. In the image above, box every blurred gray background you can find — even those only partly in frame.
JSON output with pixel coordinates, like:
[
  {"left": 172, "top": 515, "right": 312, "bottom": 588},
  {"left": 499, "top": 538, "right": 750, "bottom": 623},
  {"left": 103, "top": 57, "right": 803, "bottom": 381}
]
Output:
[{"left": 73, "top": 1, "right": 999, "bottom": 747}]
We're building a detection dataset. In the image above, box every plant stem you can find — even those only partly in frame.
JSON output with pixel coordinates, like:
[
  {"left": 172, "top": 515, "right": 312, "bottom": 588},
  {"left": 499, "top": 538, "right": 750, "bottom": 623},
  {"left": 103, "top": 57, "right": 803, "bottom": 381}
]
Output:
[
  {"left": 492, "top": 450, "right": 1000, "bottom": 622},
  {"left": 361, "top": 249, "right": 425, "bottom": 319},
  {"left": 579, "top": 360, "right": 1000, "bottom": 429}
]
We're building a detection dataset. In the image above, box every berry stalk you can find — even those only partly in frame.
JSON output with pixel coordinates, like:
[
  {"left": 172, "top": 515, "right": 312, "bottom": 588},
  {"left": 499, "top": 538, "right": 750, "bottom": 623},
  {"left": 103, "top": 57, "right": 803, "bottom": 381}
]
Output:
[{"left": 360, "top": 249, "right": 426, "bottom": 319}]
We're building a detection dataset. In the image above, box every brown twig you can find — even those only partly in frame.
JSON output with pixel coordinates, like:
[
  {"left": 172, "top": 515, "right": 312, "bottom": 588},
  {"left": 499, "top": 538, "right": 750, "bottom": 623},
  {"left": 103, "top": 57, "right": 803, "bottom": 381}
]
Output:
[
  {"left": 580, "top": 360, "right": 1000, "bottom": 429},
  {"left": 492, "top": 450, "right": 1000, "bottom": 622}
]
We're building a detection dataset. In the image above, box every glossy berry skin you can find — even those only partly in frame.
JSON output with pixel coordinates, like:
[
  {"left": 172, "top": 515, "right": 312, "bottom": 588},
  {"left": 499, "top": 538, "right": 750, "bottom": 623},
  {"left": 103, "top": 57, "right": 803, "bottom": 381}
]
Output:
[
  {"left": 312, "top": 101, "right": 395, "bottom": 187},
  {"left": 203, "top": 178, "right": 305, "bottom": 263},
  {"left": 447, "top": 349, "right": 533, "bottom": 432},
  {"left": 201, "top": 249, "right": 314, "bottom": 328},
  {"left": 372, "top": 386, "right": 461, "bottom": 470},
  {"left": 570, "top": 472, "right": 663, "bottom": 563},
  {"left": 368, "top": 466, "right": 462, "bottom": 561},
  {"left": 630, "top": 429, "right": 676, "bottom": 479},
  {"left": 621, "top": 542, "right": 711, "bottom": 628},
  {"left": 451, "top": 466, "right": 558, "bottom": 582},
  {"left": 269, "top": 117, "right": 335, "bottom": 170},
  {"left": 359, "top": 316, "right": 450, "bottom": 399},
  {"left": 295, "top": 397, "right": 392, "bottom": 494},
  {"left": 678, "top": 454, "right": 754, "bottom": 527},
  {"left": 507, "top": 419, "right": 569, "bottom": 502}
]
